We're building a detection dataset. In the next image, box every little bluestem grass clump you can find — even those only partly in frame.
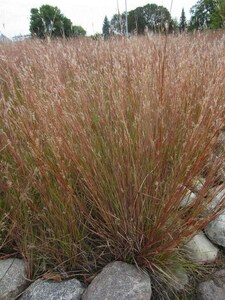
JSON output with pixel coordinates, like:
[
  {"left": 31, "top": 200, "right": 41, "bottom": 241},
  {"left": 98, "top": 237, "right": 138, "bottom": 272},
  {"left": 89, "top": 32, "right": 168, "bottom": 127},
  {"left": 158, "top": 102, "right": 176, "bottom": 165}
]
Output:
[{"left": 0, "top": 33, "right": 225, "bottom": 288}]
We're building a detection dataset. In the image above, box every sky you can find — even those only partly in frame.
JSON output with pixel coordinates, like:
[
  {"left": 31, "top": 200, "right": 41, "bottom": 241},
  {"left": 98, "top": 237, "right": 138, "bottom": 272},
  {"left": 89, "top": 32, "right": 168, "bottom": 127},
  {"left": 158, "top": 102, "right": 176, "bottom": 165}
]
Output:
[{"left": 0, "top": 0, "right": 197, "bottom": 38}]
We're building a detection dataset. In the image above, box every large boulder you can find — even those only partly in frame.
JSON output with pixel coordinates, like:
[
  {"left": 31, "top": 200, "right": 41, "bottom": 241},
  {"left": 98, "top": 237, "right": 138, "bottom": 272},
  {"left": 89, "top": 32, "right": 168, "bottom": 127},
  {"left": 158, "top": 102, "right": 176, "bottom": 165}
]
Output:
[
  {"left": 0, "top": 258, "right": 28, "bottom": 300},
  {"left": 20, "top": 278, "right": 84, "bottom": 300},
  {"left": 185, "top": 231, "right": 218, "bottom": 263},
  {"left": 205, "top": 213, "right": 225, "bottom": 247},
  {"left": 82, "top": 261, "right": 152, "bottom": 300},
  {"left": 206, "top": 187, "right": 225, "bottom": 214},
  {"left": 197, "top": 269, "right": 225, "bottom": 300}
]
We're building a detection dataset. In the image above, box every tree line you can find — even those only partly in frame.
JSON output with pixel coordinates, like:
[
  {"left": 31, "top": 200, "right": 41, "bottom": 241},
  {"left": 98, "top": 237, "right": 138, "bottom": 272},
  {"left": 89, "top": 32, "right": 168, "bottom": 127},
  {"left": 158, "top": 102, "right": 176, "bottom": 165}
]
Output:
[
  {"left": 29, "top": 1, "right": 225, "bottom": 39},
  {"left": 102, "top": 0, "right": 225, "bottom": 38}
]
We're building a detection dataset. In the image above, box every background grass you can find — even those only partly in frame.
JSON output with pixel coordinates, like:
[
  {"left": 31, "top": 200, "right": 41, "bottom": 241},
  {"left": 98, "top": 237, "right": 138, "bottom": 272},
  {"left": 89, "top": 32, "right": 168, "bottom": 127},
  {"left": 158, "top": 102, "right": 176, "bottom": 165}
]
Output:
[{"left": 0, "top": 33, "right": 225, "bottom": 290}]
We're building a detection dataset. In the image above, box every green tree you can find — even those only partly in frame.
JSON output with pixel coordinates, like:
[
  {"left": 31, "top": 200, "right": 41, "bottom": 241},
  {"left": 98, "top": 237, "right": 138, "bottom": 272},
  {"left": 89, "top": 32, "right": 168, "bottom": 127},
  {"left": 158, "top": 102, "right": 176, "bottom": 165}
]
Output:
[
  {"left": 61, "top": 16, "right": 73, "bottom": 37},
  {"left": 189, "top": 0, "right": 225, "bottom": 30},
  {"left": 72, "top": 25, "right": 86, "bottom": 37},
  {"left": 30, "top": 8, "right": 45, "bottom": 38},
  {"left": 102, "top": 16, "right": 110, "bottom": 38},
  {"left": 128, "top": 4, "right": 171, "bottom": 34},
  {"left": 30, "top": 5, "right": 85, "bottom": 38},
  {"left": 179, "top": 8, "right": 187, "bottom": 32},
  {"left": 170, "top": 18, "right": 179, "bottom": 33},
  {"left": 127, "top": 6, "right": 145, "bottom": 34},
  {"left": 90, "top": 33, "right": 103, "bottom": 40},
  {"left": 110, "top": 13, "right": 126, "bottom": 34},
  {"left": 210, "top": 0, "right": 225, "bottom": 28}
]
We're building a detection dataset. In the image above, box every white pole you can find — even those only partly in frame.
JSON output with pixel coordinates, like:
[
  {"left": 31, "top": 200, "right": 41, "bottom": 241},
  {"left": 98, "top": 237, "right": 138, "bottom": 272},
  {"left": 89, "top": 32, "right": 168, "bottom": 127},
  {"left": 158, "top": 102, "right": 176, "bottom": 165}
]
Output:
[{"left": 125, "top": 0, "right": 128, "bottom": 37}]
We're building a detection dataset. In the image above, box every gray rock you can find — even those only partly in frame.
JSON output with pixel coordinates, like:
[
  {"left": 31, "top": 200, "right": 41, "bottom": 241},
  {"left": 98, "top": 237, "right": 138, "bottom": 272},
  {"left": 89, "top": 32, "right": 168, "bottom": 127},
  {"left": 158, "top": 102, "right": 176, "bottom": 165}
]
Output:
[
  {"left": 213, "top": 269, "right": 225, "bottom": 287},
  {"left": 205, "top": 213, "right": 225, "bottom": 247},
  {"left": 180, "top": 191, "right": 197, "bottom": 208},
  {"left": 206, "top": 188, "right": 225, "bottom": 213},
  {"left": 197, "top": 269, "right": 225, "bottom": 300},
  {"left": 197, "top": 280, "right": 224, "bottom": 300},
  {"left": 0, "top": 258, "right": 28, "bottom": 300},
  {"left": 82, "top": 261, "right": 151, "bottom": 300},
  {"left": 185, "top": 231, "right": 218, "bottom": 263},
  {"left": 20, "top": 278, "right": 84, "bottom": 300}
]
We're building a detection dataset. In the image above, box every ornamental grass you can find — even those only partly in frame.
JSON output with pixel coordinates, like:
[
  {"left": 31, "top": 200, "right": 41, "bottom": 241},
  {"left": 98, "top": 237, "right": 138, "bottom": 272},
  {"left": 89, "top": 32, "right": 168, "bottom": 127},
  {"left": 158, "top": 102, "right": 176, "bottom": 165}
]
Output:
[{"left": 0, "top": 33, "right": 225, "bottom": 288}]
